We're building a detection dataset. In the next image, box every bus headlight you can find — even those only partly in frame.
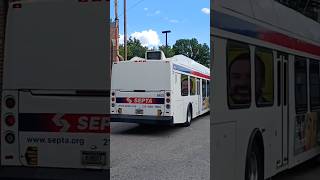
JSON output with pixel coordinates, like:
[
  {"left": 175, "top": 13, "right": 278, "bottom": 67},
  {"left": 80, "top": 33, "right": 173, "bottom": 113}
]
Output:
[
  {"left": 166, "top": 104, "right": 170, "bottom": 109},
  {"left": 118, "top": 108, "right": 122, "bottom": 114},
  {"left": 5, "top": 132, "right": 15, "bottom": 144}
]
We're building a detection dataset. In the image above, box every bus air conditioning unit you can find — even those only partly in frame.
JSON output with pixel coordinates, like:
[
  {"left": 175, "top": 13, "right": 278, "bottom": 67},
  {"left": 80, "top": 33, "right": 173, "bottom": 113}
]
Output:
[{"left": 145, "top": 51, "right": 166, "bottom": 60}]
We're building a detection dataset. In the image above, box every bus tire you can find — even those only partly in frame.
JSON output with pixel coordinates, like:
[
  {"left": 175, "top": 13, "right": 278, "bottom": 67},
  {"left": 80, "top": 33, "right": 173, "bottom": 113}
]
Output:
[
  {"left": 183, "top": 105, "right": 192, "bottom": 127},
  {"left": 245, "top": 141, "right": 264, "bottom": 180}
]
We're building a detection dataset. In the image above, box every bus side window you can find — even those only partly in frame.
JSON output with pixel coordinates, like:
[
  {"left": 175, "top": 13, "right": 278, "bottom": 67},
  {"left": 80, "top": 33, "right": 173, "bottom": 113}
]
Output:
[
  {"left": 227, "top": 41, "right": 251, "bottom": 109},
  {"left": 202, "top": 79, "right": 207, "bottom": 100},
  {"left": 197, "top": 79, "right": 200, "bottom": 95},
  {"left": 255, "top": 47, "right": 274, "bottom": 107},
  {"left": 190, "top": 77, "right": 196, "bottom": 95},
  {"left": 309, "top": 60, "right": 320, "bottom": 111},
  {"left": 181, "top": 74, "right": 189, "bottom": 96},
  {"left": 295, "top": 57, "right": 308, "bottom": 113},
  {"left": 207, "top": 80, "right": 210, "bottom": 97}
]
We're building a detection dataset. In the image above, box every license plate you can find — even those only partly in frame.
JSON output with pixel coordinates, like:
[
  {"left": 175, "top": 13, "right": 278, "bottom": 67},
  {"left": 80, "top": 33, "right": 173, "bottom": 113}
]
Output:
[
  {"left": 82, "top": 151, "right": 106, "bottom": 166},
  {"left": 136, "top": 109, "right": 144, "bottom": 114}
]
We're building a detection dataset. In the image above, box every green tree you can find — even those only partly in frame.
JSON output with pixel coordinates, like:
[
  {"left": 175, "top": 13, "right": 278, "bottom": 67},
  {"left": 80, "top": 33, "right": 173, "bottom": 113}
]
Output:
[
  {"left": 119, "top": 38, "right": 148, "bottom": 60},
  {"left": 172, "top": 38, "right": 210, "bottom": 67},
  {"left": 159, "top": 45, "right": 175, "bottom": 58}
]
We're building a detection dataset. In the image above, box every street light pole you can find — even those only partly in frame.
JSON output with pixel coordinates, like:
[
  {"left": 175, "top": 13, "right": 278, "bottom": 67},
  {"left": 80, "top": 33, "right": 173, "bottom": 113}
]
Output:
[{"left": 162, "top": 30, "right": 171, "bottom": 47}]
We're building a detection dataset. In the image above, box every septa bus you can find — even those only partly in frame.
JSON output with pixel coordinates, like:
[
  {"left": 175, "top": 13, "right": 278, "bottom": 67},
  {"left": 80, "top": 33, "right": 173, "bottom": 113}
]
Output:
[
  {"left": 0, "top": 0, "right": 110, "bottom": 179},
  {"left": 111, "top": 51, "right": 210, "bottom": 126},
  {"left": 211, "top": 0, "right": 320, "bottom": 180}
]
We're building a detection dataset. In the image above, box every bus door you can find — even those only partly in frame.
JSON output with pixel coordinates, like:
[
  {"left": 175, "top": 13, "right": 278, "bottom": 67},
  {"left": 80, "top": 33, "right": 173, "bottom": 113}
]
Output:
[{"left": 276, "top": 52, "right": 289, "bottom": 167}]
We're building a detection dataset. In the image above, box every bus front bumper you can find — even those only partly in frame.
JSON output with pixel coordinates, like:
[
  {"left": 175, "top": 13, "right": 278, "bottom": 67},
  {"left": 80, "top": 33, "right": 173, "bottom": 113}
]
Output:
[
  {"left": 0, "top": 166, "right": 109, "bottom": 180},
  {"left": 111, "top": 114, "right": 173, "bottom": 125}
]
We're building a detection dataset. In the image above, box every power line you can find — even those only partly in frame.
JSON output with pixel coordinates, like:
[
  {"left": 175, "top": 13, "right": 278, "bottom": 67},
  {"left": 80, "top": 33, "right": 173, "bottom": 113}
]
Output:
[{"left": 118, "top": 0, "right": 146, "bottom": 17}]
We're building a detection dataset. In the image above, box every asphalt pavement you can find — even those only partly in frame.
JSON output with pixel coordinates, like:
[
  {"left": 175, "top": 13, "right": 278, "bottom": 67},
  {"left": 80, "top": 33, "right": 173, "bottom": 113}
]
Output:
[
  {"left": 110, "top": 112, "right": 320, "bottom": 180},
  {"left": 110, "top": 114, "right": 210, "bottom": 180}
]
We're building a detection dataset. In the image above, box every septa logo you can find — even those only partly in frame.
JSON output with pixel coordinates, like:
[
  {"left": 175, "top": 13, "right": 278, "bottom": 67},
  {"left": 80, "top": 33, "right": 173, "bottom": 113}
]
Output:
[
  {"left": 52, "top": 114, "right": 70, "bottom": 132},
  {"left": 77, "top": 116, "right": 109, "bottom": 132},
  {"left": 126, "top": 97, "right": 153, "bottom": 104},
  {"left": 126, "top": 97, "right": 132, "bottom": 103}
]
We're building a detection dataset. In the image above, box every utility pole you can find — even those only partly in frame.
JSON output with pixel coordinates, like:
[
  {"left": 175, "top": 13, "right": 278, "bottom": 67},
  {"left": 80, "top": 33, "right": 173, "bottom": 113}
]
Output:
[
  {"left": 124, "top": 0, "right": 127, "bottom": 60},
  {"left": 114, "top": 0, "right": 119, "bottom": 63},
  {"left": 162, "top": 30, "right": 171, "bottom": 47}
]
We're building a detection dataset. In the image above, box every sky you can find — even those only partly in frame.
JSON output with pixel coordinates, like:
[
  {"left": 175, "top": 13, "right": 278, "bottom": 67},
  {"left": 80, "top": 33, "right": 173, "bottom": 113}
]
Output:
[{"left": 110, "top": 0, "right": 210, "bottom": 48}]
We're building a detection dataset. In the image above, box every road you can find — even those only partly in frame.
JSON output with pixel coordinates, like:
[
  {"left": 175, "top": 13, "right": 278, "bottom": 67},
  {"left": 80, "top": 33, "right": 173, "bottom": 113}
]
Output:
[
  {"left": 110, "top": 113, "right": 320, "bottom": 180},
  {"left": 110, "top": 114, "right": 210, "bottom": 180}
]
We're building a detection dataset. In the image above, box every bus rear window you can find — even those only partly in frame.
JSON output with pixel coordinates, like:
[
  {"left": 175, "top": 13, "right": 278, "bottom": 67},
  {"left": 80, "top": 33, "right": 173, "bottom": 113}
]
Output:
[{"left": 147, "top": 51, "right": 161, "bottom": 60}]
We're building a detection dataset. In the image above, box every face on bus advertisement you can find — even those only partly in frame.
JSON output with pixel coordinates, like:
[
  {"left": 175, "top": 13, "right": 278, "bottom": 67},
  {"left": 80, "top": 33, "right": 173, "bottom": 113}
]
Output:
[{"left": 229, "top": 54, "right": 251, "bottom": 104}]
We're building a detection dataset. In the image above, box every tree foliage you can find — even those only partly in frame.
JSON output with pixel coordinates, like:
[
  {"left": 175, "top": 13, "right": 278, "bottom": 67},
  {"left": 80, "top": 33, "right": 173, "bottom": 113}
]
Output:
[
  {"left": 172, "top": 38, "right": 210, "bottom": 67},
  {"left": 159, "top": 45, "right": 175, "bottom": 58},
  {"left": 119, "top": 38, "right": 148, "bottom": 60},
  {"left": 119, "top": 38, "right": 210, "bottom": 67}
]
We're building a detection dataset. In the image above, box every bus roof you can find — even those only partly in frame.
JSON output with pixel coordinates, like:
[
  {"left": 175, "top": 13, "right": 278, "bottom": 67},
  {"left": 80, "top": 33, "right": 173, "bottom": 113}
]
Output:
[
  {"left": 116, "top": 54, "right": 210, "bottom": 78},
  {"left": 213, "top": 0, "right": 320, "bottom": 46}
]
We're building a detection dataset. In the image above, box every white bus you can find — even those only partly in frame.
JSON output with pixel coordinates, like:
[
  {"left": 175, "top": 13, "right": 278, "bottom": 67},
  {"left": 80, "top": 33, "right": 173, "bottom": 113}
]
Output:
[
  {"left": 111, "top": 51, "right": 210, "bottom": 126},
  {"left": 211, "top": 0, "right": 320, "bottom": 180},
  {"left": 0, "top": 0, "right": 110, "bottom": 179}
]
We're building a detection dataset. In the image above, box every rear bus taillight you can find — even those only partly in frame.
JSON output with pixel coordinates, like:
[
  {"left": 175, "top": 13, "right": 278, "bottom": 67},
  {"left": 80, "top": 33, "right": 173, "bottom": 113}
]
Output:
[
  {"left": 5, "top": 115, "right": 15, "bottom": 126},
  {"left": 166, "top": 98, "right": 170, "bottom": 103},
  {"left": 5, "top": 97, "right": 15, "bottom": 109}
]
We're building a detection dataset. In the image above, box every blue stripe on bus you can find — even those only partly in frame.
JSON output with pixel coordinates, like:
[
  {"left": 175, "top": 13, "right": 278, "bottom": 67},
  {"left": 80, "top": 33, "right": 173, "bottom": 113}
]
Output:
[{"left": 212, "top": 11, "right": 320, "bottom": 57}]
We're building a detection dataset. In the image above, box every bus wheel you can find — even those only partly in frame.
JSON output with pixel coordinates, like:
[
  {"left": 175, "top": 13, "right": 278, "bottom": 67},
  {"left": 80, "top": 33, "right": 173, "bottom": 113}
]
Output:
[
  {"left": 183, "top": 106, "right": 192, "bottom": 127},
  {"left": 245, "top": 142, "right": 263, "bottom": 180}
]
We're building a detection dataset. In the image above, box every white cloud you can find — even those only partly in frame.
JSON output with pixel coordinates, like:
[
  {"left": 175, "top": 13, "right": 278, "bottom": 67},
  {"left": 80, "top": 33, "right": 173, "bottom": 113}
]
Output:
[
  {"left": 201, "top": 8, "right": 210, "bottom": 15},
  {"left": 130, "top": 29, "right": 160, "bottom": 47},
  {"left": 147, "top": 10, "right": 161, "bottom": 16},
  {"left": 169, "top": 19, "right": 179, "bottom": 23},
  {"left": 119, "top": 34, "right": 124, "bottom": 45},
  {"left": 144, "top": 7, "right": 148, "bottom": 11}
]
